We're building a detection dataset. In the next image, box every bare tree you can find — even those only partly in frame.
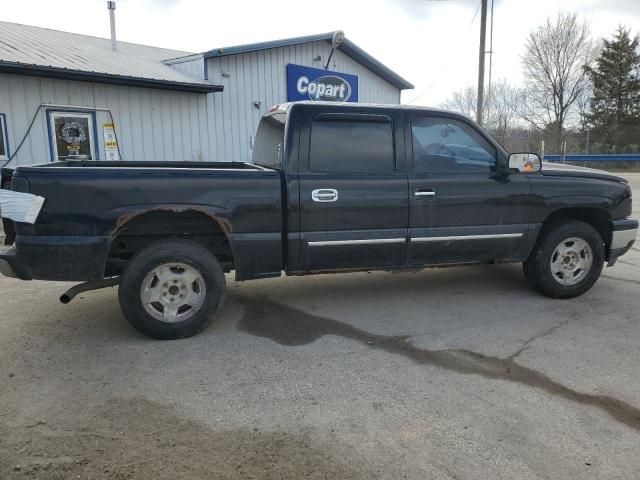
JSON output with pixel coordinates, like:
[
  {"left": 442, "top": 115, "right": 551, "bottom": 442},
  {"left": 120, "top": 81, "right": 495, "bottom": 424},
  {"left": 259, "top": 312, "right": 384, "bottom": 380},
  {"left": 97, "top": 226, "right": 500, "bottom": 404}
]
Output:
[
  {"left": 521, "top": 12, "right": 598, "bottom": 150},
  {"left": 484, "top": 80, "right": 525, "bottom": 143},
  {"left": 441, "top": 86, "right": 477, "bottom": 119},
  {"left": 575, "top": 80, "right": 593, "bottom": 130},
  {"left": 442, "top": 79, "right": 524, "bottom": 144}
]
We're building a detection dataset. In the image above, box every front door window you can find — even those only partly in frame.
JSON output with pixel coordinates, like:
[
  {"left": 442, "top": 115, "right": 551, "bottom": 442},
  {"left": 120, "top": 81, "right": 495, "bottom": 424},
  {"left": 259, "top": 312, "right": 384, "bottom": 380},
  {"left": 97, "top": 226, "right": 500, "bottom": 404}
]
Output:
[{"left": 411, "top": 116, "right": 497, "bottom": 174}]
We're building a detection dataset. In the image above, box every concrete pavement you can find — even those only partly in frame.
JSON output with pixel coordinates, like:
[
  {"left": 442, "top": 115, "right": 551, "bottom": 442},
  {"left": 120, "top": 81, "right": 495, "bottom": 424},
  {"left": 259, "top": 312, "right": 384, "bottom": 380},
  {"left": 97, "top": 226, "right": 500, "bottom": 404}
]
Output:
[{"left": 0, "top": 174, "right": 639, "bottom": 479}]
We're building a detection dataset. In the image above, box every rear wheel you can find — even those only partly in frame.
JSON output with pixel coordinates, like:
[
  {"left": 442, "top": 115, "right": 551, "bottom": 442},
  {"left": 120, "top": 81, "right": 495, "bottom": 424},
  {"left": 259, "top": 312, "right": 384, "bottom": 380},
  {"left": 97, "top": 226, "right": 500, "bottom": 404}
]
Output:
[
  {"left": 523, "top": 220, "right": 605, "bottom": 299},
  {"left": 118, "top": 239, "right": 225, "bottom": 339}
]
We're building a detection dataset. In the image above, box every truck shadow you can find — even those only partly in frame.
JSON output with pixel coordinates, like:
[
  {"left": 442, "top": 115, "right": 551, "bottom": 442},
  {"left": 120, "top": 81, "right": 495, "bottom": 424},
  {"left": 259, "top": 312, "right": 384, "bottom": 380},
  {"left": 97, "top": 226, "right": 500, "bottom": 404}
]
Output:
[
  {"left": 234, "top": 290, "right": 640, "bottom": 432},
  {"left": 231, "top": 263, "right": 534, "bottom": 311}
]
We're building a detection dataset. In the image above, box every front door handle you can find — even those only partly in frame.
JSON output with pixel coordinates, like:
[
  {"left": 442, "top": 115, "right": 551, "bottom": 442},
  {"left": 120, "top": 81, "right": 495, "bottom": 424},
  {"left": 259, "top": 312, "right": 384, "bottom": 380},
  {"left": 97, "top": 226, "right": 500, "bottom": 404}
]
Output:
[
  {"left": 415, "top": 188, "right": 436, "bottom": 198},
  {"left": 312, "top": 188, "right": 339, "bottom": 202}
]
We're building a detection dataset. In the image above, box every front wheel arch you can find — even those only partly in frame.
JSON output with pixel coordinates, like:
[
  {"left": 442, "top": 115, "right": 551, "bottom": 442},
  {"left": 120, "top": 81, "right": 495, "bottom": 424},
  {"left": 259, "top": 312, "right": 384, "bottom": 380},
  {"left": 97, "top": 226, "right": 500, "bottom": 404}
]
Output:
[{"left": 534, "top": 207, "right": 612, "bottom": 258}]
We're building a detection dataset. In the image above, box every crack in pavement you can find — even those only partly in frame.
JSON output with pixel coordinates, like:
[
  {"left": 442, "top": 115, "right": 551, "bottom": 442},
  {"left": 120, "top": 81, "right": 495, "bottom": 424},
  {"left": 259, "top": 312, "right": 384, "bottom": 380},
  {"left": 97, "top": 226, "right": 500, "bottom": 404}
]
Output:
[
  {"left": 505, "top": 320, "right": 570, "bottom": 362},
  {"left": 235, "top": 294, "right": 640, "bottom": 431}
]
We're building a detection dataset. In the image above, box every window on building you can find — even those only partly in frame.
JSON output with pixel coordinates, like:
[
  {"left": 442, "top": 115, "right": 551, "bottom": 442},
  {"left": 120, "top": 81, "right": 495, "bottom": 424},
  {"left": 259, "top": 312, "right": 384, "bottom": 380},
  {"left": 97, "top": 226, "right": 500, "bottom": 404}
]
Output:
[
  {"left": 309, "top": 116, "right": 394, "bottom": 174},
  {"left": 48, "top": 111, "right": 97, "bottom": 161},
  {"left": 0, "top": 114, "right": 8, "bottom": 162},
  {"left": 411, "top": 116, "right": 496, "bottom": 173}
]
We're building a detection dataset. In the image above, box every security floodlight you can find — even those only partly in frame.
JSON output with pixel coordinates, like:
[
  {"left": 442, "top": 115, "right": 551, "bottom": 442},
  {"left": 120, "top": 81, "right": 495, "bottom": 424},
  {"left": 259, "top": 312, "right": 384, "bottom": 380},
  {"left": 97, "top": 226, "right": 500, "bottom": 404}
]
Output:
[
  {"left": 325, "top": 31, "right": 345, "bottom": 70},
  {"left": 331, "top": 30, "right": 345, "bottom": 49}
]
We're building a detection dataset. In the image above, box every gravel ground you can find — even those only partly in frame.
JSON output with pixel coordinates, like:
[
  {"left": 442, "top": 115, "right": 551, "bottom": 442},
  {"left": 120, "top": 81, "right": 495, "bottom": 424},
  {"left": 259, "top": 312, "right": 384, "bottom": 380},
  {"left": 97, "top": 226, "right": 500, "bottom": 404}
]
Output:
[{"left": 0, "top": 174, "right": 639, "bottom": 479}]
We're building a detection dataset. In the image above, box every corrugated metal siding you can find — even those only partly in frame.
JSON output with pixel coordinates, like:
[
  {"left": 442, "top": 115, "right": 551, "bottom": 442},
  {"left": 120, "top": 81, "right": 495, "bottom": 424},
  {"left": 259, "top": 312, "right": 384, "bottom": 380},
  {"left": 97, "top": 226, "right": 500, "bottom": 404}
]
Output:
[
  {"left": 0, "top": 73, "right": 211, "bottom": 166},
  {"left": 205, "top": 40, "right": 401, "bottom": 162}
]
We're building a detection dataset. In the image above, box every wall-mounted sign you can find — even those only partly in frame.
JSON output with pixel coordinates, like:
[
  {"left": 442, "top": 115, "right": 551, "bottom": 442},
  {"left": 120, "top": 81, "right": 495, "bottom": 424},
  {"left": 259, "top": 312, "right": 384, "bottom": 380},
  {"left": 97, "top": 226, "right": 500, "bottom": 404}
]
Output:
[
  {"left": 103, "top": 122, "right": 119, "bottom": 161},
  {"left": 47, "top": 111, "right": 97, "bottom": 161},
  {"left": 287, "top": 64, "right": 358, "bottom": 102}
]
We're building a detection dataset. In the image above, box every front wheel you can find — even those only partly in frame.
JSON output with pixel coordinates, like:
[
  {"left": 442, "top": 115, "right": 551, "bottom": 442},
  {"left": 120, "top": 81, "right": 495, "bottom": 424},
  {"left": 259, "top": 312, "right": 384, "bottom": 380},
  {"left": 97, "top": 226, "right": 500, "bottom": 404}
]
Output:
[
  {"left": 523, "top": 220, "right": 605, "bottom": 299},
  {"left": 118, "top": 239, "right": 226, "bottom": 339}
]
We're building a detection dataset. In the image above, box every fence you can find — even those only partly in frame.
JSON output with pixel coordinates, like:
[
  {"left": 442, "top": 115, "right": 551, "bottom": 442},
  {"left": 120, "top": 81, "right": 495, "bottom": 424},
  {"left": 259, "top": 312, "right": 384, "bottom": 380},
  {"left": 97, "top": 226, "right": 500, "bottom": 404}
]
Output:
[{"left": 543, "top": 154, "right": 640, "bottom": 170}]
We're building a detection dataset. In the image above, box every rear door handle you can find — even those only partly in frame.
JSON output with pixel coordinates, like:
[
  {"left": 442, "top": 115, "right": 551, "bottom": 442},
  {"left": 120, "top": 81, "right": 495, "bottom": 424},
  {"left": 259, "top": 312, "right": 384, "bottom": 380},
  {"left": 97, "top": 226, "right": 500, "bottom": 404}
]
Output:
[
  {"left": 312, "top": 188, "right": 338, "bottom": 202},
  {"left": 415, "top": 188, "right": 436, "bottom": 198}
]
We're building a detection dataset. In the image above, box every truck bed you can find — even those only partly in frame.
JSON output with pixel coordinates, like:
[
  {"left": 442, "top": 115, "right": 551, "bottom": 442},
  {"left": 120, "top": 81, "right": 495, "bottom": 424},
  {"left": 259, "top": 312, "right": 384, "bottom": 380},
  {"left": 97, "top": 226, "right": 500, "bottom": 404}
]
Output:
[{"left": 5, "top": 161, "right": 284, "bottom": 281}]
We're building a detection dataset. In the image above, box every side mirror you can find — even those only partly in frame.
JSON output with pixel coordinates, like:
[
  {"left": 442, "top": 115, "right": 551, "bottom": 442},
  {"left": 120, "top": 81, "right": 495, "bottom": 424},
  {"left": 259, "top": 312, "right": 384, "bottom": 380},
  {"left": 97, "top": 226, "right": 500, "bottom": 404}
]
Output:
[{"left": 508, "top": 153, "right": 541, "bottom": 173}]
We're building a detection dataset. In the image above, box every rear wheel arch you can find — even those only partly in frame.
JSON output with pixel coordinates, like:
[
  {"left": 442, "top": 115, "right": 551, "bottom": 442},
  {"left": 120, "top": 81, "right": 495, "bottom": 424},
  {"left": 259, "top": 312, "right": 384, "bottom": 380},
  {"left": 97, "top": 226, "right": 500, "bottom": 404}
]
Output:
[{"left": 106, "top": 208, "right": 235, "bottom": 276}]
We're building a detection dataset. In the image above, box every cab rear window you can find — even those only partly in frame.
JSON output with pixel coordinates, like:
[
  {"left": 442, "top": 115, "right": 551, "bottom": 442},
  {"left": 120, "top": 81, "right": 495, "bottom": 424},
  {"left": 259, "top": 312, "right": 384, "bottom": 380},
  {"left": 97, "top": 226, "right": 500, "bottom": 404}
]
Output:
[{"left": 253, "top": 113, "right": 286, "bottom": 170}]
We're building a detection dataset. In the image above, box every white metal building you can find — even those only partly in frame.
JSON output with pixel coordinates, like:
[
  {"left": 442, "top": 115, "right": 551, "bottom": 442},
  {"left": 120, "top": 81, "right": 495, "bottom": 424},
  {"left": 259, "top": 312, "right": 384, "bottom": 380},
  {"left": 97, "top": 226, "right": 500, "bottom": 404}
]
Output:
[{"left": 0, "top": 21, "right": 413, "bottom": 167}]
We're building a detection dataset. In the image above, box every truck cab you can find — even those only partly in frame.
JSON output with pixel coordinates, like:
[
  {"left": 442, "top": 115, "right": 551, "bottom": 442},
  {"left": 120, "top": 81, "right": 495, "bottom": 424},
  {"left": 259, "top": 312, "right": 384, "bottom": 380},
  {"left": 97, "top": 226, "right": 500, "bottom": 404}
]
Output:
[{"left": 258, "top": 102, "right": 633, "bottom": 275}]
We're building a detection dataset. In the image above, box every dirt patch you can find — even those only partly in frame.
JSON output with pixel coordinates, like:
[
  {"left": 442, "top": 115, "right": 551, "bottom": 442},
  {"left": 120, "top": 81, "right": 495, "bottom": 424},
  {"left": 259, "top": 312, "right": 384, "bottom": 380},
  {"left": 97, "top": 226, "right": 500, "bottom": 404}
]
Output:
[{"left": 0, "top": 398, "right": 377, "bottom": 480}]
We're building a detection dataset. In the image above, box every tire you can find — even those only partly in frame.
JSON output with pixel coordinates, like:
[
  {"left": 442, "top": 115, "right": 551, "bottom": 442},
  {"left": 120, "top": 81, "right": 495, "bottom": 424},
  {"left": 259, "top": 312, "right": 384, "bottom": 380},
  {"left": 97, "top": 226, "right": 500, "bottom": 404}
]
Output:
[
  {"left": 118, "top": 239, "right": 225, "bottom": 339},
  {"left": 523, "top": 220, "right": 605, "bottom": 299}
]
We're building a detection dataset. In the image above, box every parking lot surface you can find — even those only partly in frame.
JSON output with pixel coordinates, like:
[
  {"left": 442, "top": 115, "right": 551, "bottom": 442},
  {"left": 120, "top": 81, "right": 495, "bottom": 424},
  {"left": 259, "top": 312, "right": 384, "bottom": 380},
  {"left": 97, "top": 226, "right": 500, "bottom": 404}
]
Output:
[{"left": 1, "top": 174, "right": 639, "bottom": 479}]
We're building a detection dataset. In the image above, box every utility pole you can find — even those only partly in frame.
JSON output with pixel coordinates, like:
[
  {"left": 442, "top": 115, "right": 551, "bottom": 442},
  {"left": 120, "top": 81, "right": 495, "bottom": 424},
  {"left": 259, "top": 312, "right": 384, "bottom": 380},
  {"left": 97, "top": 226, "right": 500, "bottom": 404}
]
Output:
[{"left": 476, "top": 0, "right": 488, "bottom": 125}]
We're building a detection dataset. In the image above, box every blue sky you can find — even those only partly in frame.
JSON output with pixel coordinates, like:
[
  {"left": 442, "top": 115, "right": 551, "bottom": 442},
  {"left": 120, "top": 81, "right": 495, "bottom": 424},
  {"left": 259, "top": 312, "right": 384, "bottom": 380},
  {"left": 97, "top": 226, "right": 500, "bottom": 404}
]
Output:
[{"left": 4, "top": 0, "right": 639, "bottom": 105}]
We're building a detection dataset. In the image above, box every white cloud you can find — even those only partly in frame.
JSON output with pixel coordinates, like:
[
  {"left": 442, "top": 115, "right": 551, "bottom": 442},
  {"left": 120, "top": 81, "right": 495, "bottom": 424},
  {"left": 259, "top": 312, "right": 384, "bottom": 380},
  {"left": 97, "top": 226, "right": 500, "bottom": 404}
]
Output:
[{"left": 3, "top": 0, "right": 639, "bottom": 106}]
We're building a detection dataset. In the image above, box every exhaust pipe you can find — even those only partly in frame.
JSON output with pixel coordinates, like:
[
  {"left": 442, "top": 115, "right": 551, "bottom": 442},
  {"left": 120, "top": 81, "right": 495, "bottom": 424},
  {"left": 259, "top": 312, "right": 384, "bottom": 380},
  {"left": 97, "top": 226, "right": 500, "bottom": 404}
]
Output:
[{"left": 60, "top": 277, "right": 120, "bottom": 304}]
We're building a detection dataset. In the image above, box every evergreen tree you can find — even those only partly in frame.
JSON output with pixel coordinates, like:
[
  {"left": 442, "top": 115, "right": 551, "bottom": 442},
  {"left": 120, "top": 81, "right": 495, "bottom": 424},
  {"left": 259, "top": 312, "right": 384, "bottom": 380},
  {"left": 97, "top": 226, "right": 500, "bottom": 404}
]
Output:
[{"left": 586, "top": 27, "right": 640, "bottom": 152}]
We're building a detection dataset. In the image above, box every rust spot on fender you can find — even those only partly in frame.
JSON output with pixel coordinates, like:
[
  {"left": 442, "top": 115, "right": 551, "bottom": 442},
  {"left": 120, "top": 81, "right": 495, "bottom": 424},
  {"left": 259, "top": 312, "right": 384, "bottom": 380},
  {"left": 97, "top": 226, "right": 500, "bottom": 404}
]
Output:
[
  {"left": 191, "top": 207, "right": 233, "bottom": 234},
  {"left": 113, "top": 212, "right": 139, "bottom": 233}
]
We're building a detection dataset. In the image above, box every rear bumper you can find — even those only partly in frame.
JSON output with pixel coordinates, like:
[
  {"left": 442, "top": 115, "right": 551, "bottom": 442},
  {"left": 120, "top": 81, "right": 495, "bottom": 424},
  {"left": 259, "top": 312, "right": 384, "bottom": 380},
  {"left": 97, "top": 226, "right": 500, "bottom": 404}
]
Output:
[
  {"left": 0, "top": 235, "right": 110, "bottom": 281},
  {"left": 0, "top": 245, "right": 32, "bottom": 280},
  {"left": 608, "top": 218, "right": 638, "bottom": 266}
]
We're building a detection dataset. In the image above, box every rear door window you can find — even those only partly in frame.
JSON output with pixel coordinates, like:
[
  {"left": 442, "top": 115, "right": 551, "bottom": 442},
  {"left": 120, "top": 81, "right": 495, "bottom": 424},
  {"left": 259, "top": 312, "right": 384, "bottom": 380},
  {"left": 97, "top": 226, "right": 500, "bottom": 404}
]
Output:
[{"left": 309, "top": 115, "right": 394, "bottom": 174}]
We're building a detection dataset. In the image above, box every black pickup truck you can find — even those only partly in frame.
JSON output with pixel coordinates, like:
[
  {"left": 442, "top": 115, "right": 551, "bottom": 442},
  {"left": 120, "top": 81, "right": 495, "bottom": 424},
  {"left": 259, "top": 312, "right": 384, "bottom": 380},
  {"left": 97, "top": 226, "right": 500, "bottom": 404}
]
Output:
[{"left": 1, "top": 102, "right": 637, "bottom": 339}]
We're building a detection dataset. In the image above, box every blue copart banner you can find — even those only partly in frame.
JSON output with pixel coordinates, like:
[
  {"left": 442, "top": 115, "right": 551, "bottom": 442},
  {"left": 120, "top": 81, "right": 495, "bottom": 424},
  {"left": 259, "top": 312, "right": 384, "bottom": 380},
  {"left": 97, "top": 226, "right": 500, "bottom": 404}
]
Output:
[{"left": 286, "top": 63, "right": 358, "bottom": 102}]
